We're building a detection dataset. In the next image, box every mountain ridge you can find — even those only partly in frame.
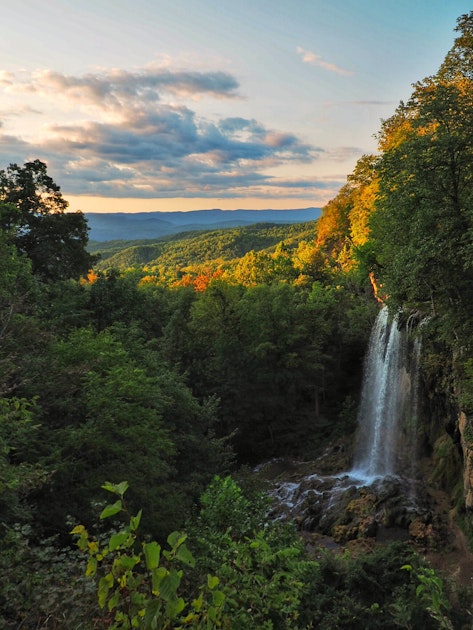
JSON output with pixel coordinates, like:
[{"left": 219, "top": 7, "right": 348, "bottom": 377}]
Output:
[
  {"left": 89, "top": 220, "right": 318, "bottom": 271},
  {"left": 85, "top": 208, "right": 320, "bottom": 241}
]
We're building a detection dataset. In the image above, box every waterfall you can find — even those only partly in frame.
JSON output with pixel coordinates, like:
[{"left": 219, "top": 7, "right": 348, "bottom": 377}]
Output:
[
  {"left": 267, "top": 306, "right": 426, "bottom": 533},
  {"left": 351, "top": 307, "right": 421, "bottom": 482}
]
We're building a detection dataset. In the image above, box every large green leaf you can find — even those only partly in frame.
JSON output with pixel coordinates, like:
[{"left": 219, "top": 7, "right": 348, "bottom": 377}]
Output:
[
  {"left": 109, "top": 532, "right": 129, "bottom": 551},
  {"left": 159, "top": 569, "right": 182, "bottom": 602},
  {"left": 100, "top": 499, "right": 122, "bottom": 520},
  {"left": 144, "top": 541, "right": 161, "bottom": 570},
  {"left": 165, "top": 596, "right": 185, "bottom": 619},
  {"left": 98, "top": 573, "right": 114, "bottom": 608},
  {"left": 175, "top": 543, "right": 195, "bottom": 567}
]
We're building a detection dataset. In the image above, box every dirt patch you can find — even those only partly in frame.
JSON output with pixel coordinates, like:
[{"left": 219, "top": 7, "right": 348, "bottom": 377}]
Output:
[
  {"left": 423, "top": 494, "right": 473, "bottom": 589},
  {"left": 425, "top": 524, "right": 473, "bottom": 588}
]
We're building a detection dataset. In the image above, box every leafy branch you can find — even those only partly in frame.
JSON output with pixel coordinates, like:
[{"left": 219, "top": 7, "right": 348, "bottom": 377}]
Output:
[{"left": 72, "top": 481, "right": 225, "bottom": 629}]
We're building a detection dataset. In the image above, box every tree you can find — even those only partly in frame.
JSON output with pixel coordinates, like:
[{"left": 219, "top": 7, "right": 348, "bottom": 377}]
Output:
[
  {"left": 438, "top": 11, "right": 473, "bottom": 81},
  {"left": 0, "top": 220, "right": 43, "bottom": 397},
  {"left": 315, "top": 184, "right": 352, "bottom": 260},
  {"left": 314, "top": 154, "right": 380, "bottom": 277},
  {"left": 0, "top": 160, "right": 95, "bottom": 280},
  {"left": 366, "top": 11, "right": 473, "bottom": 328},
  {"left": 371, "top": 74, "right": 473, "bottom": 325},
  {"left": 0, "top": 221, "right": 34, "bottom": 347},
  {"left": 346, "top": 154, "right": 379, "bottom": 248}
]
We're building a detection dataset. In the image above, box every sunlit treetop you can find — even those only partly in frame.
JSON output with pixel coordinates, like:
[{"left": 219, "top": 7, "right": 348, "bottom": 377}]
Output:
[{"left": 438, "top": 11, "right": 473, "bottom": 80}]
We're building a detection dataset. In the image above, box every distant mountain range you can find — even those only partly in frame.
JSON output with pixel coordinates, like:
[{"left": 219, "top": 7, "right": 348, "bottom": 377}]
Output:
[{"left": 85, "top": 208, "right": 321, "bottom": 242}]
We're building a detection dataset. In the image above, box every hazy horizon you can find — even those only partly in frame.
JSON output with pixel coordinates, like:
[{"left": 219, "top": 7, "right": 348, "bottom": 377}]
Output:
[{"left": 82, "top": 205, "right": 320, "bottom": 215}]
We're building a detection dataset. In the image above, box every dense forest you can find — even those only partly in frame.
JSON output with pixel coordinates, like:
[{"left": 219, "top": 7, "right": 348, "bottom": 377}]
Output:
[{"left": 3, "top": 12, "right": 473, "bottom": 629}]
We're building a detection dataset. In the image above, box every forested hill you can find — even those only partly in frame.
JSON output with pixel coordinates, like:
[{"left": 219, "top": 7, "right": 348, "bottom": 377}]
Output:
[
  {"left": 85, "top": 207, "right": 320, "bottom": 241},
  {"left": 88, "top": 220, "right": 318, "bottom": 272}
]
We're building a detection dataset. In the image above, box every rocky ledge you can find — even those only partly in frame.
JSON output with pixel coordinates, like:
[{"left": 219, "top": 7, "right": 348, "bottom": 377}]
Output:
[{"left": 256, "top": 451, "right": 453, "bottom": 552}]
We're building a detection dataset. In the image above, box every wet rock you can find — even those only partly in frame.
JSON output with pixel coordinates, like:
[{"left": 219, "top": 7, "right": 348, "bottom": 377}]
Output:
[
  {"left": 347, "top": 491, "right": 377, "bottom": 517},
  {"left": 358, "top": 515, "right": 378, "bottom": 538},
  {"left": 315, "top": 440, "right": 352, "bottom": 474},
  {"left": 332, "top": 524, "right": 358, "bottom": 544},
  {"left": 409, "top": 518, "right": 429, "bottom": 543},
  {"left": 260, "top": 456, "right": 446, "bottom": 548}
]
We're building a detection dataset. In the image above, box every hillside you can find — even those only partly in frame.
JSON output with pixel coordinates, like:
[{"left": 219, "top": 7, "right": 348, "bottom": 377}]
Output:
[
  {"left": 85, "top": 207, "right": 321, "bottom": 241},
  {"left": 89, "top": 220, "right": 318, "bottom": 271}
]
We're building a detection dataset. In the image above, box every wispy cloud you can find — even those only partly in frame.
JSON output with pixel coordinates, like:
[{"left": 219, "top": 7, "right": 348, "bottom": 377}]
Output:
[
  {"left": 18, "top": 66, "right": 241, "bottom": 111},
  {"left": 349, "top": 100, "right": 390, "bottom": 106},
  {"left": 296, "top": 47, "right": 354, "bottom": 76},
  {"left": 325, "top": 146, "right": 366, "bottom": 162},
  {"left": 0, "top": 105, "right": 43, "bottom": 118},
  {"left": 325, "top": 100, "right": 392, "bottom": 107},
  {"left": 0, "top": 71, "right": 14, "bottom": 86}
]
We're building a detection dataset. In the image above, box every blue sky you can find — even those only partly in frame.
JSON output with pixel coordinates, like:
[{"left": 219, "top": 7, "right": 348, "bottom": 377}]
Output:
[{"left": 0, "top": 0, "right": 471, "bottom": 212}]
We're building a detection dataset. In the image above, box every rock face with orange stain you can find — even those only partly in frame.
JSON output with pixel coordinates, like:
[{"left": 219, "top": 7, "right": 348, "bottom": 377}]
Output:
[{"left": 368, "top": 271, "right": 385, "bottom": 303}]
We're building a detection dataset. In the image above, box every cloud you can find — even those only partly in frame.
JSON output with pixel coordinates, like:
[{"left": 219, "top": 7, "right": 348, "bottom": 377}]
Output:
[
  {"left": 27, "top": 100, "right": 319, "bottom": 199},
  {"left": 22, "top": 66, "right": 240, "bottom": 111},
  {"left": 0, "top": 64, "right": 329, "bottom": 201},
  {"left": 0, "top": 71, "right": 14, "bottom": 86},
  {"left": 273, "top": 176, "right": 345, "bottom": 190},
  {"left": 326, "top": 100, "right": 392, "bottom": 107},
  {"left": 0, "top": 131, "right": 38, "bottom": 166},
  {"left": 0, "top": 105, "right": 42, "bottom": 118},
  {"left": 296, "top": 47, "right": 354, "bottom": 76},
  {"left": 38, "top": 107, "right": 319, "bottom": 197},
  {"left": 325, "top": 146, "right": 366, "bottom": 162},
  {"left": 45, "top": 106, "right": 316, "bottom": 163}
]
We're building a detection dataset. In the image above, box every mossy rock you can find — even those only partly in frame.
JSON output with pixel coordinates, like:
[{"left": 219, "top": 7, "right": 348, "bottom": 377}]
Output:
[
  {"left": 347, "top": 492, "right": 377, "bottom": 518},
  {"left": 431, "top": 433, "right": 462, "bottom": 491}
]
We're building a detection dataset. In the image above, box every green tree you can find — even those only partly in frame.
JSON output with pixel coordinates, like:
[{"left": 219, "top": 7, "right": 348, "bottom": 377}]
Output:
[
  {"left": 368, "top": 13, "right": 473, "bottom": 329},
  {"left": 0, "top": 221, "right": 44, "bottom": 398},
  {"left": 0, "top": 160, "right": 96, "bottom": 280},
  {"left": 14, "top": 327, "right": 173, "bottom": 536},
  {"left": 0, "top": 397, "right": 48, "bottom": 526},
  {"left": 371, "top": 74, "right": 473, "bottom": 329},
  {"left": 188, "top": 475, "right": 307, "bottom": 630},
  {"left": 186, "top": 280, "right": 248, "bottom": 441},
  {"left": 0, "top": 223, "right": 34, "bottom": 349},
  {"left": 438, "top": 11, "right": 473, "bottom": 81},
  {"left": 16, "top": 322, "right": 230, "bottom": 539}
]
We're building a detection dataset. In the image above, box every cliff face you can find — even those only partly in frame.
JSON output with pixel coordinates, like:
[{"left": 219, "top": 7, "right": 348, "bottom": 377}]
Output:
[
  {"left": 417, "top": 337, "right": 472, "bottom": 519},
  {"left": 459, "top": 412, "right": 473, "bottom": 510}
]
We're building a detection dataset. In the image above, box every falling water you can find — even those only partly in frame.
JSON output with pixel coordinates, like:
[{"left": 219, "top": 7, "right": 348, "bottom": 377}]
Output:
[
  {"left": 267, "top": 306, "right": 425, "bottom": 530},
  {"left": 351, "top": 307, "right": 421, "bottom": 482}
]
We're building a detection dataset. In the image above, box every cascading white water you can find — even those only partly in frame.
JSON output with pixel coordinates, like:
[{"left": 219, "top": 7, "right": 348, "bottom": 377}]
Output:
[
  {"left": 351, "top": 307, "right": 420, "bottom": 482},
  {"left": 268, "top": 306, "right": 424, "bottom": 530}
]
